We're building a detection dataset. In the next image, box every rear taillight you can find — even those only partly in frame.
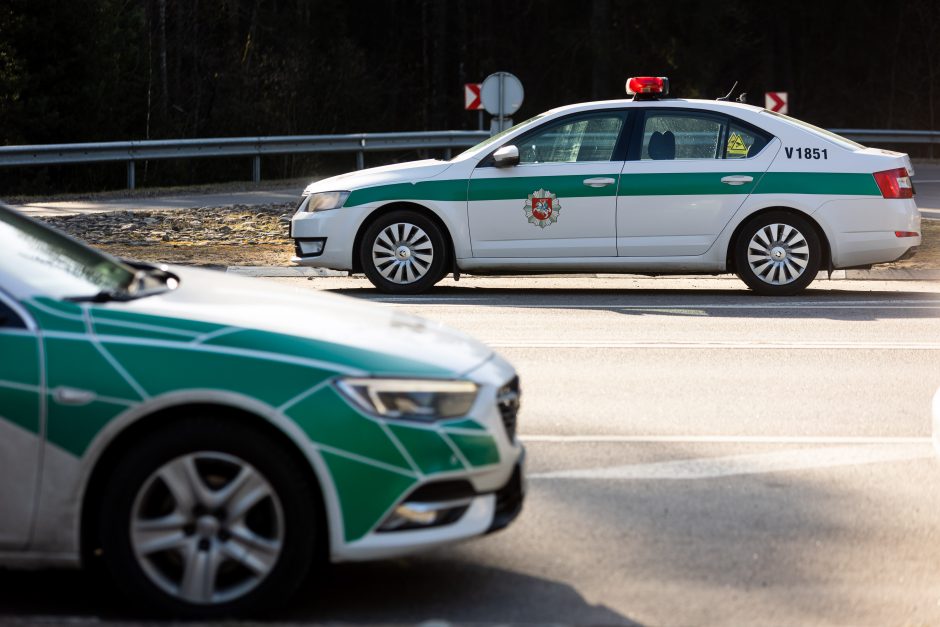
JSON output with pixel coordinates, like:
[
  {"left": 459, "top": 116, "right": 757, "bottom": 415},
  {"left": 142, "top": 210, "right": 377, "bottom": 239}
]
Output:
[{"left": 873, "top": 168, "right": 914, "bottom": 199}]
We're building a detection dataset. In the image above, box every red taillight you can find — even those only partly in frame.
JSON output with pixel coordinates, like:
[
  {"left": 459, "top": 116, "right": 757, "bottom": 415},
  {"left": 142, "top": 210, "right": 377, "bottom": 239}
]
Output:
[
  {"left": 895, "top": 231, "right": 919, "bottom": 238},
  {"left": 873, "top": 168, "right": 914, "bottom": 199},
  {"left": 626, "top": 76, "right": 669, "bottom": 95}
]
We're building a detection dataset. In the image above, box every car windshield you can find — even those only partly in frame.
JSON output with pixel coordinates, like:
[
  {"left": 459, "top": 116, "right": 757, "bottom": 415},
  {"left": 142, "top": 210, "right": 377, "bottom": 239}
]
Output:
[
  {"left": 450, "top": 114, "right": 547, "bottom": 161},
  {"left": 763, "top": 109, "right": 866, "bottom": 150},
  {"left": 0, "top": 207, "right": 139, "bottom": 300}
]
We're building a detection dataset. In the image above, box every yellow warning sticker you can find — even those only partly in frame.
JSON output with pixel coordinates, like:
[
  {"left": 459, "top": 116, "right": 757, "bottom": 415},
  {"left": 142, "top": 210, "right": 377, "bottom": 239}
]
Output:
[{"left": 727, "top": 132, "right": 749, "bottom": 157}]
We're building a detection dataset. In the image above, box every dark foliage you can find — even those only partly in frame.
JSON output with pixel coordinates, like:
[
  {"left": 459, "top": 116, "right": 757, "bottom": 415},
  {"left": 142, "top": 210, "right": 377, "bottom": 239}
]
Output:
[{"left": 1, "top": 0, "right": 938, "bottom": 192}]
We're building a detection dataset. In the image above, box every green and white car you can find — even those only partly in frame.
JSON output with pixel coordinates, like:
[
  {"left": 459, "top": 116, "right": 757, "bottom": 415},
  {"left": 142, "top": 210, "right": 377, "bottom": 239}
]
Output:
[
  {"left": 0, "top": 205, "right": 523, "bottom": 616},
  {"left": 292, "top": 76, "right": 921, "bottom": 296}
]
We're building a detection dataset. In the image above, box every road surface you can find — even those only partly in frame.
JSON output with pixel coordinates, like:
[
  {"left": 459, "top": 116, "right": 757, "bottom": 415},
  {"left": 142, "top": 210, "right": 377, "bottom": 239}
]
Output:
[{"left": 2, "top": 276, "right": 938, "bottom": 626}]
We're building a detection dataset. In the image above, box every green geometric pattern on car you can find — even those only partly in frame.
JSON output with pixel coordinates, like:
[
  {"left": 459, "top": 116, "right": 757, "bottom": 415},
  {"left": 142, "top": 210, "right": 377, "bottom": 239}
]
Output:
[
  {"left": 440, "top": 418, "right": 486, "bottom": 431},
  {"left": 105, "top": 342, "right": 330, "bottom": 407},
  {"left": 753, "top": 172, "right": 881, "bottom": 196},
  {"left": 388, "top": 423, "right": 465, "bottom": 474},
  {"left": 0, "top": 334, "right": 41, "bottom": 433},
  {"left": 25, "top": 298, "right": 86, "bottom": 333},
  {"left": 205, "top": 329, "right": 455, "bottom": 378},
  {"left": 320, "top": 450, "right": 417, "bottom": 542},
  {"left": 46, "top": 400, "right": 129, "bottom": 456},
  {"left": 0, "top": 388, "right": 40, "bottom": 434},
  {"left": 92, "top": 308, "right": 226, "bottom": 343},
  {"left": 286, "top": 387, "right": 412, "bottom": 471},
  {"left": 92, "top": 308, "right": 225, "bottom": 334},
  {"left": 446, "top": 432, "right": 500, "bottom": 467},
  {"left": 44, "top": 337, "right": 145, "bottom": 401}
]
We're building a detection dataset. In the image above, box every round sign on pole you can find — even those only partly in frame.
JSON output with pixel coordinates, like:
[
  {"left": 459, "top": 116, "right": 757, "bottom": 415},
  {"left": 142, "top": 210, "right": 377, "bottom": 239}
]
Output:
[{"left": 480, "top": 72, "right": 524, "bottom": 117}]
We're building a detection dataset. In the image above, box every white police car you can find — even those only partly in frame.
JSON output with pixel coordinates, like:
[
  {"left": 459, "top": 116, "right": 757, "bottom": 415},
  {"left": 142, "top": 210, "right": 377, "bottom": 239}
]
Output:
[{"left": 292, "top": 76, "right": 921, "bottom": 295}]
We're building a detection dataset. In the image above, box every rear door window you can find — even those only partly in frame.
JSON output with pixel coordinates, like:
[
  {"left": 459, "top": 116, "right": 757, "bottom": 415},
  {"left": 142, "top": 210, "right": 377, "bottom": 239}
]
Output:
[
  {"left": 640, "top": 112, "right": 726, "bottom": 160},
  {"left": 633, "top": 109, "right": 773, "bottom": 161}
]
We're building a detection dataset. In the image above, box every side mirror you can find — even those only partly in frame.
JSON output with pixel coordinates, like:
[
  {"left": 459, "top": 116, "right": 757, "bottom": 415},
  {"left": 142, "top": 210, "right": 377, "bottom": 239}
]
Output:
[{"left": 492, "top": 145, "right": 519, "bottom": 167}]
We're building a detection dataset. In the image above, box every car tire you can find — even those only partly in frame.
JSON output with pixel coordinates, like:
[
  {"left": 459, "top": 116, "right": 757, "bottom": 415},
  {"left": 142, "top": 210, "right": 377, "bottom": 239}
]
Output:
[
  {"left": 359, "top": 210, "right": 447, "bottom": 294},
  {"left": 734, "top": 211, "right": 822, "bottom": 296},
  {"left": 96, "top": 415, "right": 320, "bottom": 618}
]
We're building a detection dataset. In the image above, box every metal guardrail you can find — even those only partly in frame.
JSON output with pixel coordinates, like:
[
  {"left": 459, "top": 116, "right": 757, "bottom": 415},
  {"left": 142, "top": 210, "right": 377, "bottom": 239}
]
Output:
[
  {"left": 0, "top": 131, "right": 490, "bottom": 189},
  {"left": 830, "top": 129, "right": 940, "bottom": 145},
  {"left": 0, "top": 128, "right": 937, "bottom": 190}
]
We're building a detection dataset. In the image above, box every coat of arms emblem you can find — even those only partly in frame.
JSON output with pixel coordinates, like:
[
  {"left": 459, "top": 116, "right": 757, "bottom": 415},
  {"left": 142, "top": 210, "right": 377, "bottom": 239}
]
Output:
[{"left": 524, "top": 189, "right": 561, "bottom": 228}]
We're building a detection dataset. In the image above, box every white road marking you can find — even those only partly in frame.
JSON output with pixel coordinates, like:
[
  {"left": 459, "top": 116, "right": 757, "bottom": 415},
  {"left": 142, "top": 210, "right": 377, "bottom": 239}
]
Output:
[
  {"left": 530, "top": 444, "right": 935, "bottom": 481},
  {"left": 486, "top": 340, "right": 940, "bottom": 350},
  {"left": 521, "top": 434, "right": 933, "bottom": 444}
]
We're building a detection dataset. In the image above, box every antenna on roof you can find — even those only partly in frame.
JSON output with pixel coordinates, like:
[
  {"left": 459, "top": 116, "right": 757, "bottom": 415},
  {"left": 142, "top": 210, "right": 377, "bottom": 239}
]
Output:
[{"left": 716, "top": 81, "right": 738, "bottom": 101}]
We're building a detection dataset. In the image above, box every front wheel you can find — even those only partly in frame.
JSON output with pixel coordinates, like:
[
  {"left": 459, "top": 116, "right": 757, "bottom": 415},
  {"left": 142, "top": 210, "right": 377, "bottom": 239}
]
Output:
[
  {"left": 734, "top": 211, "right": 822, "bottom": 296},
  {"left": 97, "top": 417, "right": 320, "bottom": 618},
  {"left": 359, "top": 210, "right": 447, "bottom": 294}
]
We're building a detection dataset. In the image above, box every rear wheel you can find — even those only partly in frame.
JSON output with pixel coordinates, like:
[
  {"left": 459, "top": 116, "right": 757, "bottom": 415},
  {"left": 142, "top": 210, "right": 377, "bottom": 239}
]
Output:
[
  {"left": 359, "top": 210, "right": 447, "bottom": 294},
  {"left": 97, "top": 416, "right": 319, "bottom": 618},
  {"left": 734, "top": 211, "right": 822, "bottom": 296}
]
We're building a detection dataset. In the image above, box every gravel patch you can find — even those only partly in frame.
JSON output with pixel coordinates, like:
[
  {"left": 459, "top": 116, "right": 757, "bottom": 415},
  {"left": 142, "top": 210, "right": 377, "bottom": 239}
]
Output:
[{"left": 38, "top": 204, "right": 295, "bottom": 267}]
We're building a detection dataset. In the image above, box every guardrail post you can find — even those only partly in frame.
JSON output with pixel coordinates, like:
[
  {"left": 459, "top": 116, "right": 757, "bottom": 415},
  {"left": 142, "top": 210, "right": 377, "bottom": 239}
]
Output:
[
  {"left": 445, "top": 148, "right": 452, "bottom": 159},
  {"left": 126, "top": 161, "right": 136, "bottom": 190},
  {"left": 252, "top": 156, "right": 261, "bottom": 183},
  {"left": 357, "top": 138, "right": 365, "bottom": 170}
]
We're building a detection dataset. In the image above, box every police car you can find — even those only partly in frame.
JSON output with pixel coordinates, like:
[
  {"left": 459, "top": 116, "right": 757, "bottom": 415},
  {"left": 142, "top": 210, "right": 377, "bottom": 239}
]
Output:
[
  {"left": 0, "top": 205, "right": 523, "bottom": 617},
  {"left": 291, "top": 76, "right": 921, "bottom": 295}
]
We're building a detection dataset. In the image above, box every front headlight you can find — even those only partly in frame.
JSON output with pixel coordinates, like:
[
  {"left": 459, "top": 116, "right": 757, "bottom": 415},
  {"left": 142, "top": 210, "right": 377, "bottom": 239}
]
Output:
[
  {"left": 336, "top": 378, "right": 479, "bottom": 422},
  {"left": 299, "top": 191, "right": 350, "bottom": 212}
]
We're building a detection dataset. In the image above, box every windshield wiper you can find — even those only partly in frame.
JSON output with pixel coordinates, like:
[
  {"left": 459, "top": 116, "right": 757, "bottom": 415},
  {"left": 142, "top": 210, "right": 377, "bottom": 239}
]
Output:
[{"left": 66, "top": 289, "right": 134, "bottom": 303}]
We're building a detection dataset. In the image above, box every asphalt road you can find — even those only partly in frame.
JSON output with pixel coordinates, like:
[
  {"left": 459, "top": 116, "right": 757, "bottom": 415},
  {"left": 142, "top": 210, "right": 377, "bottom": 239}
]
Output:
[{"left": 2, "top": 276, "right": 939, "bottom": 626}]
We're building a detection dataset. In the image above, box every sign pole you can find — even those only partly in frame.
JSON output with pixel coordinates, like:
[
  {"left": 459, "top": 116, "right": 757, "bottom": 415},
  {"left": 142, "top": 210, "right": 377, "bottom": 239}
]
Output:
[{"left": 498, "top": 72, "right": 505, "bottom": 131}]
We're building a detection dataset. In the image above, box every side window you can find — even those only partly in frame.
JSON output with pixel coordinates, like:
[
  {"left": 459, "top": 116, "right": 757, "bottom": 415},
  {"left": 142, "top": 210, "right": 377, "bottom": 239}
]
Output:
[
  {"left": 724, "top": 122, "right": 771, "bottom": 159},
  {"left": 641, "top": 112, "right": 726, "bottom": 160},
  {"left": 518, "top": 114, "right": 625, "bottom": 164}
]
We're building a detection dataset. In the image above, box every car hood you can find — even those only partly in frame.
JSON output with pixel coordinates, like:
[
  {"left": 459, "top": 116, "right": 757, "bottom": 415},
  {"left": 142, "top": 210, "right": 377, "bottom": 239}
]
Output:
[
  {"left": 304, "top": 159, "right": 454, "bottom": 194},
  {"left": 101, "top": 266, "right": 493, "bottom": 378}
]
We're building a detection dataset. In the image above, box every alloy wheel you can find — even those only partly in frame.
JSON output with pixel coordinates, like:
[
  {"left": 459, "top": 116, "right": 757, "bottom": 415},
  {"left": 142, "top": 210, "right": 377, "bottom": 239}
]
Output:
[{"left": 130, "top": 452, "right": 284, "bottom": 606}]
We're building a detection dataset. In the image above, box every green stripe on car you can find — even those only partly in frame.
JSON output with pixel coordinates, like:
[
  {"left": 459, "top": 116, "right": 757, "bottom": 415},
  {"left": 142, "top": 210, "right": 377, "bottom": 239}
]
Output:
[{"left": 343, "top": 171, "right": 880, "bottom": 207}]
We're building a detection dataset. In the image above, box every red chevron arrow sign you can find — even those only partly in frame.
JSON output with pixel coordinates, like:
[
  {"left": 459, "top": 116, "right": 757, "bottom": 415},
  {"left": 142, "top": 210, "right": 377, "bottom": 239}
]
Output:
[
  {"left": 765, "top": 91, "right": 788, "bottom": 114},
  {"left": 464, "top": 83, "right": 483, "bottom": 110}
]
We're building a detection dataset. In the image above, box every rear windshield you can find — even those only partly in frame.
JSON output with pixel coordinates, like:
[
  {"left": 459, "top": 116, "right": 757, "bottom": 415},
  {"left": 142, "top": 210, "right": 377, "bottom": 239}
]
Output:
[{"left": 763, "top": 110, "right": 865, "bottom": 150}]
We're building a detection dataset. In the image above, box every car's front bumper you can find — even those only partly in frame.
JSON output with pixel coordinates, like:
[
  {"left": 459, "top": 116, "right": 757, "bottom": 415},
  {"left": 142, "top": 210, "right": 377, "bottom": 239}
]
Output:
[
  {"left": 327, "top": 353, "right": 525, "bottom": 563},
  {"left": 333, "top": 452, "right": 525, "bottom": 562},
  {"left": 291, "top": 205, "right": 375, "bottom": 270}
]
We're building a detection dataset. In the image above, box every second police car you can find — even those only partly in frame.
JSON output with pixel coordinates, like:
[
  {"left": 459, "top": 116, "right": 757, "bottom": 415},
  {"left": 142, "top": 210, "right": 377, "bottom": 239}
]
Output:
[{"left": 292, "top": 76, "right": 921, "bottom": 296}]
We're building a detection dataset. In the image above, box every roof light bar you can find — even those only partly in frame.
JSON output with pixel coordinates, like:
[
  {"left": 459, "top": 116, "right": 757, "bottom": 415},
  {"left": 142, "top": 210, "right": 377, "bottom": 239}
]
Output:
[{"left": 626, "top": 76, "right": 669, "bottom": 98}]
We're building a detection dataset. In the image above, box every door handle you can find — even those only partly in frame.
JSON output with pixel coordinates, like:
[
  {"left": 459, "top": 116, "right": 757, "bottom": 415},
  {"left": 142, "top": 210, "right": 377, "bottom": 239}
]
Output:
[
  {"left": 583, "top": 177, "right": 616, "bottom": 187},
  {"left": 721, "top": 175, "right": 754, "bottom": 186},
  {"left": 53, "top": 386, "right": 97, "bottom": 406}
]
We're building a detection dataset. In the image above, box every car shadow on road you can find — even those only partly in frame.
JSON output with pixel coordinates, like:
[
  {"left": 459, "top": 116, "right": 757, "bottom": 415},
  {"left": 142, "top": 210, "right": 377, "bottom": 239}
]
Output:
[
  {"left": 290, "top": 558, "right": 638, "bottom": 625},
  {"left": 0, "top": 560, "right": 638, "bottom": 625},
  {"left": 325, "top": 285, "right": 940, "bottom": 321}
]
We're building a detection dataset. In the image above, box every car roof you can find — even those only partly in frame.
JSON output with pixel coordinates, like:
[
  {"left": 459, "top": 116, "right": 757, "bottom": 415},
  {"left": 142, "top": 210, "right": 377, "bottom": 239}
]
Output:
[{"left": 543, "top": 98, "right": 767, "bottom": 117}]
